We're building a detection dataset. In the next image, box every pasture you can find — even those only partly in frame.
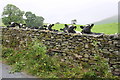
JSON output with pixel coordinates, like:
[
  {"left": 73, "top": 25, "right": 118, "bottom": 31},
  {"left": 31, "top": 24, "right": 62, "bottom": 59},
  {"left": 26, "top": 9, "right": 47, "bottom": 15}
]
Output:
[
  {"left": 0, "top": 21, "right": 118, "bottom": 34},
  {"left": 52, "top": 23, "right": 118, "bottom": 34}
]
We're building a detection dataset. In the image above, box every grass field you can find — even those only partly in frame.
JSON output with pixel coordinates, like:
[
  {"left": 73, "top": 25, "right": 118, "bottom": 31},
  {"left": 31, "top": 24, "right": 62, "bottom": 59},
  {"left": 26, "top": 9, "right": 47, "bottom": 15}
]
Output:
[
  {"left": 52, "top": 23, "right": 118, "bottom": 34},
  {"left": 0, "top": 21, "right": 118, "bottom": 34},
  {"left": 92, "top": 23, "right": 118, "bottom": 34}
]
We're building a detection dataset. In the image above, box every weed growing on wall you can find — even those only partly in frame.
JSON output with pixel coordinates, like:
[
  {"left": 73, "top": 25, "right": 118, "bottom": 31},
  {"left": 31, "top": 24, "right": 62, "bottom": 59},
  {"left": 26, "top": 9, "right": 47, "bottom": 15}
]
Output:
[{"left": 2, "top": 41, "right": 119, "bottom": 79}]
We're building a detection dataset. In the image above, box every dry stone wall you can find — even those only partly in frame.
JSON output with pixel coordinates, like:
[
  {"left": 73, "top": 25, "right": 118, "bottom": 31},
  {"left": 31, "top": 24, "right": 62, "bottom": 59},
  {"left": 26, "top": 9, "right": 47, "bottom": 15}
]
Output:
[{"left": 2, "top": 28, "right": 120, "bottom": 76}]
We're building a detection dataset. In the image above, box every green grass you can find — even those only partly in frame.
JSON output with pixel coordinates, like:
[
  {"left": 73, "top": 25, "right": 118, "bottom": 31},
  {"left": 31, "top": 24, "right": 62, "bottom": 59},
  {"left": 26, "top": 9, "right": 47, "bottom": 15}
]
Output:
[
  {"left": 52, "top": 23, "right": 118, "bottom": 34},
  {"left": 92, "top": 23, "right": 118, "bottom": 34}
]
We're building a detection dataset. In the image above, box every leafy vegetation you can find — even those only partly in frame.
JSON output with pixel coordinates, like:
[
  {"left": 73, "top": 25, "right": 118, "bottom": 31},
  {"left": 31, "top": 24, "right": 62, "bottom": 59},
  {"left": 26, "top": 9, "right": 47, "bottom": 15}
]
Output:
[
  {"left": 2, "top": 4, "right": 24, "bottom": 26},
  {"left": 2, "top": 41, "right": 119, "bottom": 79},
  {"left": 1, "top": 4, "right": 44, "bottom": 27},
  {"left": 25, "top": 11, "right": 44, "bottom": 28}
]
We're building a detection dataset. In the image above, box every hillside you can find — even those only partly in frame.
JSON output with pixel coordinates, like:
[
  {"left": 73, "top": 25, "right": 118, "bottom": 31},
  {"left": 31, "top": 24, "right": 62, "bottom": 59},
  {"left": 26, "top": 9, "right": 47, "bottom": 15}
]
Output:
[
  {"left": 94, "top": 15, "right": 118, "bottom": 25},
  {"left": 92, "top": 23, "right": 118, "bottom": 34}
]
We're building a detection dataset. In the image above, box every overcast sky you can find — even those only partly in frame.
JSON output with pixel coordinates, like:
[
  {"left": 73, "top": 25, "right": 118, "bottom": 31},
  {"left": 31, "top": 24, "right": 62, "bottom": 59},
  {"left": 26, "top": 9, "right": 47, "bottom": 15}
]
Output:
[{"left": 0, "top": 0, "right": 119, "bottom": 24}]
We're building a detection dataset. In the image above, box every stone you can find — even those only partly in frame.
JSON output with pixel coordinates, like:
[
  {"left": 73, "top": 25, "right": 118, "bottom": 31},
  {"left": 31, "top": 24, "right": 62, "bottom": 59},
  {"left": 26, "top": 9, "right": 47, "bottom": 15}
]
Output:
[
  {"left": 113, "top": 41, "right": 118, "bottom": 44},
  {"left": 108, "top": 41, "right": 113, "bottom": 44},
  {"left": 84, "top": 54, "right": 89, "bottom": 58},
  {"left": 85, "top": 44, "right": 89, "bottom": 48}
]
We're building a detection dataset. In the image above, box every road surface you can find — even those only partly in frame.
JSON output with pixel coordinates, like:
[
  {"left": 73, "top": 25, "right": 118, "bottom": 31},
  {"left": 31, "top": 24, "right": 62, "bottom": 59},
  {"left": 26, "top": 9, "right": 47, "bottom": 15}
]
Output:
[{"left": 0, "top": 62, "right": 37, "bottom": 79}]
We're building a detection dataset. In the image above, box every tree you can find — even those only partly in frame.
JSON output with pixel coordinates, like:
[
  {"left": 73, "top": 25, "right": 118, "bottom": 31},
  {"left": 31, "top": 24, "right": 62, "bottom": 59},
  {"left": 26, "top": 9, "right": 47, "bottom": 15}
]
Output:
[
  {"left": 24, "top": 11, "right": 36, "bottom": 28},
  {"left": 56, "top": 22, "right": 60, "bottom": 24},
  {"left": 34, "top": 16, "right": 44, "bottom": 27},
  {"left": 25, "top": 11, "right": 44, "bottom": 28},
  {"left": 71, "top": 19, "right": 77, "bottom": 24},
  {"left": 2, "top": 4, "right": 24, "bottom": 26}
]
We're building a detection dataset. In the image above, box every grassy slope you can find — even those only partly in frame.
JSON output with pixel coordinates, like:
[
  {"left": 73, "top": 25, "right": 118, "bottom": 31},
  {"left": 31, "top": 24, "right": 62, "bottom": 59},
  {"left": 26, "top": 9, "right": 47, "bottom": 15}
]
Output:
[
  {"left": 92, "top": 23, "right": 118, "bottom": 34},
  {"left": 94, "top": 15, "right": 117, "bottom": 25},
  {"left": 52, "top": 23, "right": 118, "bottom": 34}
]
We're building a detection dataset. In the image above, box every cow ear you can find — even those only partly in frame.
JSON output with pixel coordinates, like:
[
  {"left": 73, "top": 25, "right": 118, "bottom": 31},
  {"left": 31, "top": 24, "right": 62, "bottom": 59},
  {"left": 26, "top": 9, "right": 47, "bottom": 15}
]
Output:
[
  {"left": 65, "top": 24, "right": 68, "bottom": 28},
  {"left": 74, "top": 26, "right": 77, "bottom": 29},
  {"left": 90, "top": 24, "right": 94, "bottom": 28},
  {"left": 52, "top": 24, "right": 54, "bottom": 26},
  {"left": 91, "top": 24, "right": 94, "bottom": 27},
  {"left": 65, "top": 24, "right": 67, "bottom": 26},
  {"left": 60, "top": 28, "right": 63, "bottom": 31},
  {"left": 80, "top": 26, "right": 84, "bottom": 29}
]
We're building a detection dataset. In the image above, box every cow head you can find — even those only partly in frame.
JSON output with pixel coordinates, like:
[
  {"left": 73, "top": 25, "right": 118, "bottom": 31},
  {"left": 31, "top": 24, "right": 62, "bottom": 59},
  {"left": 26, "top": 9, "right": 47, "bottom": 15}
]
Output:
[
  {"left": 67, "top": 25, "right": 76, "bottom": 33},
  {"left": 80, "top": 24, "right": 94, "bottom": 34},
  {"left": 60, "top": 24, "right": 69, "bottom": 33},
  {"left": 48, "top": 24, "right": 54, "bottom": 31},
  {"left": 60, "top": 24, "right": 76, "bottom": 33}
]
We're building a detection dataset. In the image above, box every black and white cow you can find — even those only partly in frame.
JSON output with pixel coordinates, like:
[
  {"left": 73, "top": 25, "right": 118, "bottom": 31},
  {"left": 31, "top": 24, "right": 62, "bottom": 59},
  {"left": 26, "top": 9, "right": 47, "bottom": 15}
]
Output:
[
  {"left": 60, "top": 24, "right": 69, "bottom": 33},
  {"left": 21, "top": 24, "right": 27, "bottom": 29},
  {"left": 60, "top": 24, "right": 77, "bottom": 33},
  {"left": 48, "top": 24, "right": 58, "bottom": 32},
  {"left": 7, "top": 22, "right": 26, "bottom": 29},
  {"left": 80, "top": 24, "right": 94, "bottom": 34},
  {"left": 48, "top": 24, "right": 54, "bottom": 31},
  {"left": 80, "top": 24, "right": 103, "bottom": 35},
  {"left": 67, "top": 25, "right": 77, "bottom": 33},
  {"left": 40, "top": 24, "right": 58, "bottom": 32},
  {"left": 39, "top": 25, "right": 47, "bottom": 30},
  {"left": 7, "top": 22, "right": 19, "bottom": 28}
]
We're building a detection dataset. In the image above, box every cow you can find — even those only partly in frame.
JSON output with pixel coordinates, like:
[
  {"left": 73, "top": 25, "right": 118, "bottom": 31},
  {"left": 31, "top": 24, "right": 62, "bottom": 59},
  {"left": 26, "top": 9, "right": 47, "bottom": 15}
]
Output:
[
  {"left": 48, "top": 24, "right": 54, "bottom": 31},
  {"left": 60, "top": 24, "right": 69, "bottom": 33},
  {"left": 60, "top": 24, "right": 77, "bottom": 33},
  {"left": 39, "top": 25, "right": 48, "bottom": 30},
  {"left": 7, "top": 22, "right": 27, "bottom": 29},
  {"left": 80, "top": 24, "right": 94, "bottom": 34},
  {"left": 80, "top": 24, "right": 104, "bottom": 35},
  {"left": 40, "top": 24, "right": 58, "bottom": 32},
  {"left": 7, "top": 22, "right": 19, "bottom": 28},
  {"left": 67, "top": 25, "right": 77, "bottom": 33}
]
